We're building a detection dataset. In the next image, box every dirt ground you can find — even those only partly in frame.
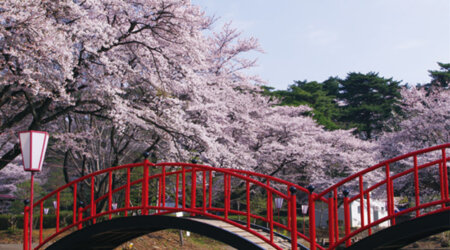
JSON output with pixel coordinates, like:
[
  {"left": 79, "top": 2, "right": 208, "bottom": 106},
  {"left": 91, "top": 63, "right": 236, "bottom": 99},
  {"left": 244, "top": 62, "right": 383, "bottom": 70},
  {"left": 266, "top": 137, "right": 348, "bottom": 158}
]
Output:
[
  {"left": 1, "top": 228, "right": 450, "bottom": 249},
  {"left": 114, "top": 230, "right": 234, "bottom": 250},
  {"left": 402, "top": 233, "right": 450, "bottom": 249},
  {"left": 0, "top": 228, "right": 233, "bottom": 250}
]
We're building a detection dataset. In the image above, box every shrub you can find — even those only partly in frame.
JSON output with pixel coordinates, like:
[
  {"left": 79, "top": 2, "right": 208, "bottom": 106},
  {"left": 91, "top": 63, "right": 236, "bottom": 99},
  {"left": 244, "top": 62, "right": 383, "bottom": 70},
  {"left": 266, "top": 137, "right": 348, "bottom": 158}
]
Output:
[
  {"left": 0, "top": 214, "right": 10, "bottom": 230},
  {"left": 0, "top": 211, "right": 74, "bottom": 230}
]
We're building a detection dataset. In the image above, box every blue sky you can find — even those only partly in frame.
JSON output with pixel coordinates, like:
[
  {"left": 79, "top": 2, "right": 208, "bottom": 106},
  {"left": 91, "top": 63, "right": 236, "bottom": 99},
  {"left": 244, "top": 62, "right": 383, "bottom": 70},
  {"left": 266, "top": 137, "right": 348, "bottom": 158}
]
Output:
[{"left": 192, "top": 0, "right": 450, "bottom": 89}]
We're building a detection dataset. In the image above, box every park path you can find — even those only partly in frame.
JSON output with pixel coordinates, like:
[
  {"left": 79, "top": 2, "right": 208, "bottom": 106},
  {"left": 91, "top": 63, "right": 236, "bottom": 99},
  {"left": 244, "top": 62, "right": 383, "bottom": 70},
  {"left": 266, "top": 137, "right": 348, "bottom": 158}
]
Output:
[{"left": 0, "top": 243, "right": 35, "bottom": 250}]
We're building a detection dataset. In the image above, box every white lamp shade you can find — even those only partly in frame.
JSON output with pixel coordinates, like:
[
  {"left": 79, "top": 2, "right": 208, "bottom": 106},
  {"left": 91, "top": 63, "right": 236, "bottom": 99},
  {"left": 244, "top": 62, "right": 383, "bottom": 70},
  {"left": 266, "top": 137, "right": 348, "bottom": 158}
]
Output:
[
  {"left": 19, "top": 131, "right": 49, "bottom": 172},
  {"left": 274, "top": 198, "right": 284, "bottom": 209},
  {"left": 112, "top": 203, "right": 118, "bottom": 210},
  {"left": 301, "top": 204, "right": 309, "bottom": 215}
]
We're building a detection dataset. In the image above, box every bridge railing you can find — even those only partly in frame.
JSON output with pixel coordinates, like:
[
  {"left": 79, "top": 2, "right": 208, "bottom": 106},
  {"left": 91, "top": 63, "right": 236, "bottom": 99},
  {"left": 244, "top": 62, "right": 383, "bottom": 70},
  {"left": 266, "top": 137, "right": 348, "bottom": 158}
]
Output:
[
  {"left": 26, "top": 145, "right": 449, "bottom": 250},
  {"left": 24, "top": 160, "right": 318, "bottom": 250},
  {"left": 313, "top": 143, "right": 450, "bottom": 250}
]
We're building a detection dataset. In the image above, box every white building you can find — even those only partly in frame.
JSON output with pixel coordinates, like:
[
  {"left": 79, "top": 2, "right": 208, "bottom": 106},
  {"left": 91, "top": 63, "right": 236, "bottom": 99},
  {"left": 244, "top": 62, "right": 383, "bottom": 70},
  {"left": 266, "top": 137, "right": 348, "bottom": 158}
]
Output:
[{"left": 315, "top": 198, "right": 390, "bottom": 229}]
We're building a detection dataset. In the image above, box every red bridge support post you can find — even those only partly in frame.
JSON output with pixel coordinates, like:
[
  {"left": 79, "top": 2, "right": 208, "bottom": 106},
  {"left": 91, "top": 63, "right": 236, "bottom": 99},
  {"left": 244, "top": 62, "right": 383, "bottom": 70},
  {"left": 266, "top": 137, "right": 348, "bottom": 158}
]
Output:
[
  {"left": 443, "top": 149, "right": 449, "bottom": 200},
  {"left": 343, "top": 190, "right": 351, "bottom": 247},
  {"left": 328, "top": 195, "right": 335, "bottom": 246},
  {"left": 56, "top": 192, "right": 60, "bottom": 232},
  {"left": 307, "top": 185, "right": 316, "bottom": 250},
  {"left": 142, "top": 160, "right": 149, "bottom": 215},
  {"left": 78, "top": 207, "right": 82, "bottom": 230},
  {"left": 289, "top": 186, "right": 298, "bottom": 250},
  {"left": 191, "top": 167, "right": 197, "bottom": 216},
  {"left": 385, "top": 163, "right": 396, "bottom": 226}
]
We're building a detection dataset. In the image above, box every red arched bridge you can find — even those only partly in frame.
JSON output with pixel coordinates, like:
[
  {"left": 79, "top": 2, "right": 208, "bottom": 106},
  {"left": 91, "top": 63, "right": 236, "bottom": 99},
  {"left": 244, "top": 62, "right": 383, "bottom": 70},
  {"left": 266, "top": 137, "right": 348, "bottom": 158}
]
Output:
[{"left": 23, "top": 143, "right": 450, "bottom": 249}]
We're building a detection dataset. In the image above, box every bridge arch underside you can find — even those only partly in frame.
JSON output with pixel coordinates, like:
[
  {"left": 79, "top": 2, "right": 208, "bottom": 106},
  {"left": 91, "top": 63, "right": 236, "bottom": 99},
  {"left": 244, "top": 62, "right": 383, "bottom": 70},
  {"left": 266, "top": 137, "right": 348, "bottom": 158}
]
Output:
[
  {"left": 47, "top": 215, "right": 263, "bottom": 250},
  {"left": 346, "top": 210, "right": 450, "bottom": 250}
]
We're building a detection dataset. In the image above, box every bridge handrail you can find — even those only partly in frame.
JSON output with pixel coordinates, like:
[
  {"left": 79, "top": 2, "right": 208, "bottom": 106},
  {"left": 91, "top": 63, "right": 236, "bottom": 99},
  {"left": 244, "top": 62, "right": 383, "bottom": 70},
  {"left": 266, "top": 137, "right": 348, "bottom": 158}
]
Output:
[
  {"left": 28, "top": 143, "right": 449, "bottom": 250},
  {"left": 332, "top": 199, "right": 450, "bottom": 248},
  {"left": 346, "top": 157, "right": 447, "bottom": 204},
  {"left": 78, "top": 166, "right": 292, "bottom": 217},
  {"left": 29, "top": 160, "right": 310, "bottom": 250},
  {"left": 33, "top": 162, "right": 298, "bottom": 210},
  {"left": 316, "top": 143, "right": 450, "bottom": 199},
  {"left": 33, "top": 162, "right": 144, "bottom": 206},
  {"left": 318, "top": 143, "right": 449, "bottom": 249}
]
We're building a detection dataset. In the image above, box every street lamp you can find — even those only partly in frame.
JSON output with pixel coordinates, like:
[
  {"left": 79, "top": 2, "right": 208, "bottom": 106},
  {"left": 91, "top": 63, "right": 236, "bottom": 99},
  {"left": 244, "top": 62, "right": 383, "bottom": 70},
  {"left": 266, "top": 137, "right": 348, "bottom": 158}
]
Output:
[
  {"left": 176, "top": 212, "right": 184, "bottom": 246},
  {"left": 301, "top": 204, "right": 309, "bottom": 236},
  {"left": 19, "top": 130, "right": 49, "bottom": 250},
  {"left": 274, "top": 197, "right": 284, "bottom": 226}
]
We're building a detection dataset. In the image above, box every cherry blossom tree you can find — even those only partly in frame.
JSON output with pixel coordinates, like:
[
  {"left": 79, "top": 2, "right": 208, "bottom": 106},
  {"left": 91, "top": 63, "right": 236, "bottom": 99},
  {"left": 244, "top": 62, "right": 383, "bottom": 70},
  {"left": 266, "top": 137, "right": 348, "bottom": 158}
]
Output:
[
  {"left": 0, "top": 0, "right": 266, "bottom": 200},
  {"left": 0, "top": 0, "right": 379, "bottom": 199},
  {"left": 379, "top": 86, "right": 449, "bottom": 158},
  {"left": 249, "top": 106, "right": 379, "bottom": 189},
  {"left": 0, "top": 0, "right": 214, "bottom": 202},
  {"left": 180, "top": 24, "right": 379, "bottom": 191},
  {"left": 378, "top": 86, "right": 449, "bottom": 194},
  {"left": 0, "top": 0, "right": 212, "bottom": 170}
]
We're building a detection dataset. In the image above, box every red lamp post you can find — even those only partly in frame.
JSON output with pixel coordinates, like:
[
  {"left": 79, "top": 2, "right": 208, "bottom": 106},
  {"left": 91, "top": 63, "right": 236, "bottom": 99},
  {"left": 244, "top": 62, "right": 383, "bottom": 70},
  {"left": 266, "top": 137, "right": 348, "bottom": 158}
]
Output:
[
  {"left": 19, "top": 131, "right": 49, "bottom": 250},
  {"left": 301, "top": 204, "right": 309, "bottom": 236}
]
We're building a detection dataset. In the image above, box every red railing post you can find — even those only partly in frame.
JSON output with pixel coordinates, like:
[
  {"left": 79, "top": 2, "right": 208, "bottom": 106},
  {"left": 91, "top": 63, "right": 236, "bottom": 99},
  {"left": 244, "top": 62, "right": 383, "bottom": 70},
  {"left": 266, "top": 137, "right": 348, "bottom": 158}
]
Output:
[
  {"left": 125, "top": 167, "right": 130, "bottom": 217},
  {"left": 229, "top": 175, "right": 232, "bottom": 214},
  {"left": 73, "top": 183, "right": 77, "bottom": 224},
  {"left": 289, "top": 186, "right": 298, "bottom": 250},
  {"left": 191, "top": 167, "right": 197, "bottom": 216},
  {"left": 268, "top": 190, "right": 274, "bottom": 243},
  {"left": 440, "top": 162, "right": 446, "bottom": 208},
  {"left": 158, "top": 174, "right": 162, "bottom": 213},
  {"left": 202, "top": 171, "right": 206, "bottom": 213},
  {"left": 334, "top": 189, "right": 339, "bottom": 243},
  {"left": 224, "top": 174, "right": 228, "bottom": 219},
  {"left": 176, "top": 173, "right": 179, "bottom": 209},
  {"left": 443, "top": 148, "right": 449, "bottom": 200},
  {"left": 266, "top": 179, "right": 271, "bottom": 231},
  {"left": 209, "top": 171, "right": 213, "bottom": 209},
  {"left": 343, "top": 190, "right": 351, "bottom": 247},
  {"left": 142, "top": 160, "right": 149, "bottom": 215},
  {"left": 56, "top": 191, "right": 60, "bottom": 232},
  {"left": 23, "top": 205, "right": 29, "bottom": 250},
  {"left": 182, "top": 166, "right": 186, "bottom": 209},
  {"left": 246, "top": 175, "right": 251, "bottom": 228},
  {"left": 78, "top": 207, "right": 83, "bottom": 230},
  {"left": 359, "top": 175, "right": 365, "bottom": 228},
  {"left": 385, "top": 163, "right": 395, "bottom": 225},
  {"left": 328, "top": 195, "right": 335, "bottom": 246},
  {"left": 90, "top": 177, "right": 96, "bottom": 224},
  {"left": 307, "top": 185, "right": 316, "bottom": 250},
  {"left": 287, "top": 186, "right": 291, "bottom": 230},
  {"left": 413, "top": 155, "right": 420, "bottom": 217},
  {"left": 162, "top": 166, "right": 167, "bottom": 209},
  {"left": 108, "top": 171, "right": 112, "bottom": 220}
]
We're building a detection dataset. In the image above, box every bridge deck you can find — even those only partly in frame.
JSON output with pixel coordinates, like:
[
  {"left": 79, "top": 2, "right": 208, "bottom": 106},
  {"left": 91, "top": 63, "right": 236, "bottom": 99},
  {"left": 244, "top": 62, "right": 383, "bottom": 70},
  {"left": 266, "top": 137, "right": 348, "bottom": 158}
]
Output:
[{"left": 191, "top": 218, "right": 297, "bottom": 250}]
